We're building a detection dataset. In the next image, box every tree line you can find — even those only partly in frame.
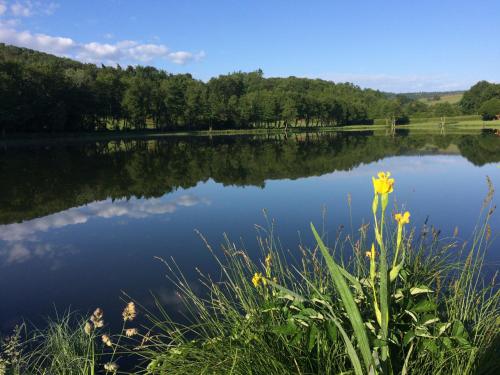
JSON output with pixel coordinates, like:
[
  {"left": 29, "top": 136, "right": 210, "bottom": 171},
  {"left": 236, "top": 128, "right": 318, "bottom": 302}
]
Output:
[{"left": 0, "top": 43, "right": 497, "bottom": 134}]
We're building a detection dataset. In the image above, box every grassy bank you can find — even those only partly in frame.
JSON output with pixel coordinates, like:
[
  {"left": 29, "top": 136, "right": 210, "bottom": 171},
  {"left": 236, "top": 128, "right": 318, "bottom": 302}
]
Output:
[
  {"left": 2, "top": 116, "right": 500, "bottom": 145},
  {"left": 1, "top": 173, "right": 499, "bottom": 374}
]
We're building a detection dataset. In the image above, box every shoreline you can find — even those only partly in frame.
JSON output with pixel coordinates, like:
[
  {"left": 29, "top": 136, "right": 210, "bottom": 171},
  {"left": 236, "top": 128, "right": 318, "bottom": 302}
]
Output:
[{"left": 1, "top": 119, "right": 500, "bottom": 145}]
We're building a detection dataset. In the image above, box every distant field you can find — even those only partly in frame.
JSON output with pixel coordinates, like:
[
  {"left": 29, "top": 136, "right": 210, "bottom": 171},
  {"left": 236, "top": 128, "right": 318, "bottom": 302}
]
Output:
[{"left": 419, "top": 92, "right": 463, "bottom": 104}]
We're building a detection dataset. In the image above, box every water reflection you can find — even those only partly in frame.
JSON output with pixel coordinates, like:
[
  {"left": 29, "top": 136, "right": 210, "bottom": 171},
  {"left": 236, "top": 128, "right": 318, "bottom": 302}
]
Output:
[
  {"left": 0, "top": 194, "right": 209, "bottom": 265},
  {"left": 0, "top": 131, "right": 499, "bottom": 331},
  {"left": 1, "top": 132, "right": 500, "bottom": 225}
]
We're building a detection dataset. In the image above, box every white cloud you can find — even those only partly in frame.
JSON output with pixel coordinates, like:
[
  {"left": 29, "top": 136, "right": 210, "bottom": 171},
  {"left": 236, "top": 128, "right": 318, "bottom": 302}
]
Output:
[
  {"left": 1, "top": 1, "right": 58, "bottom": 17},
  {"left": 10, "top": 1, "right": 32, "bottom": 17},
  {"left": 0, "top": 23, "right": 205, "bottom": 65},
  {"left": 313, "top": 72, "right": 471, "bottom": 93},
  {"left": 0, "top": 26, "right": 74, "bottom": 52}
]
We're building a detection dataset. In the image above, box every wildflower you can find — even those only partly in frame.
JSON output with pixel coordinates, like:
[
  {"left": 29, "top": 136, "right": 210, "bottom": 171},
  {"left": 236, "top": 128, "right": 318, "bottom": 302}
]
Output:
[
  {"left": 252, "top": 272, "right": 267, "bottom": 287},
  {"left": 84, "top": 322, "right": 93, "bottom": 336},
  {"left": 90, "top": 308, "right": 104, "bottom": 327},
  {"left": 92, "top": 308, "right": 103, "bottom": 320},
  {"left": 265, "top": 253, "right": 272, "bottom": 268},
  {"left": 102, "top": 334, "right": 112, "bottom": 347},
  {"left": 395, "top": 211, "right": 410, "bottom": 225},
  {"left": 122, "top": 302, "right": 137, "bottom": 322},
  {"left": 104, "top": 362, "right": 118, "bottom": 373},
  {"left": 372, "top": 171, "right": 394, "bottom": 195},
  {"left": 365, "top": 251, "right": 372, "bottom": 258},
  {"left": 125, "top": 328, "right": 138, "bottom": 337}
]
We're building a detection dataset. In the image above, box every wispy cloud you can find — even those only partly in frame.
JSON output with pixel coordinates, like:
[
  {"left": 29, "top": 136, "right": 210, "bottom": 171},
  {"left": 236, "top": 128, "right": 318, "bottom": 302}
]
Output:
[
  {"left": 5, "top": 1, "right": 58, "bottom": 18},
  {"left": 0, "top": 1, "right": 205, "bottom": 65},
  {"left": 0, "top": 2, "right": 8, "bottom": 15}
]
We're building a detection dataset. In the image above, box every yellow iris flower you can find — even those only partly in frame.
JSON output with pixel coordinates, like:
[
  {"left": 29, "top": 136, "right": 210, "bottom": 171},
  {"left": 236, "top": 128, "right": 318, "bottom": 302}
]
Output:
[
  {"left": 372, "top": 172, "right": 394, "bottom": 195},
  {"left": 395, "top": 211, "right": 410, "bottom": 225},
  {"left": 252, "top": 272, "right": 267, "bottom": 287},
  {"left": 265, "top": 254, "right": 272, "bottom": 268}
]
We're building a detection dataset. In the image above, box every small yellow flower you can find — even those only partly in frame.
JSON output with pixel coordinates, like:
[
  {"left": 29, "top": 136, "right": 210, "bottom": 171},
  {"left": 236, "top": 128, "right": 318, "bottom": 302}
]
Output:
[
  {"left": 104, "top": 362, "right": 118, "bottom": 373},
  {"left": 102, "top": 334, "right": 113, "bottom": 347},
  {"left": 125, "top": 328, "right": 138, "bottom": 337},
  {"left": 122, "top": 302, "right": 137, "bottom": 322},
  {"left": 372, "top": 171, "right": 394, "bottom": 195},
  {"left": 84, "top": 322, "right": 93, "bottom": 336},
  {"left": 365, "top": 251, "right": 372, "bottom": 258},
  {"left": 92, "top": 308, "right": 103, "bottom": 320},
  {"left": 265, "top": 254, "right": 272, "bottom": 268},
  {"left": 90, "top": 308, "right": 104, "bottom": 327},
  {"left": 252, "top": 272, "right": 266, "bottom": 287},
  {"left": 395, "top": 211, "right": 410, "bottom": 225}
]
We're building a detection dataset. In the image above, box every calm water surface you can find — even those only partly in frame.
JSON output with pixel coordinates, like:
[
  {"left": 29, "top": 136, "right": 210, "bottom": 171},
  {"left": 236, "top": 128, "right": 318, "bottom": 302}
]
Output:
[{"left": 1, "top": 131, "right": 500, "bottom": 331}]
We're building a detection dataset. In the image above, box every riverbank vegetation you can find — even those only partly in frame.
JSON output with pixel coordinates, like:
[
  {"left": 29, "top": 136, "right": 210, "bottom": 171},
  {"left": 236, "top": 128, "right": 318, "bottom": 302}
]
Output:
[
  {"left": 1, "top": 43, "right": 500, "bottom": 135},
  {"left": 1, "top": 172, "right": 498, "bottom": 374}
]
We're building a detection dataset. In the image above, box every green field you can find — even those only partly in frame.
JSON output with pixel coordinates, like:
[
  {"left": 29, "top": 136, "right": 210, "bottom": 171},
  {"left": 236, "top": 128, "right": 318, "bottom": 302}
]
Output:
[{"left": 419, "top": 92, "right": 463, "bottom": 104}]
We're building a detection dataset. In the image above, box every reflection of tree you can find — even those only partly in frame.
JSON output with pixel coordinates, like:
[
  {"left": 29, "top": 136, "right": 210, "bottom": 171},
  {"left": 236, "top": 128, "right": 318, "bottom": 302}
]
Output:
[
  {"left": 457, "top": 135, "right": 500, "bottom": 166},
  {"left": 0, "top": 133, "right": 497, "bottom": 224}
]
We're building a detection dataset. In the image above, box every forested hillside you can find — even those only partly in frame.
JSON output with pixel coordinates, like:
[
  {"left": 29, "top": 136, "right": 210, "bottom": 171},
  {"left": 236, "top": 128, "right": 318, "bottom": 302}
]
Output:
[{"left": 0, "top": 43, "right": 498, "bottom": 134}]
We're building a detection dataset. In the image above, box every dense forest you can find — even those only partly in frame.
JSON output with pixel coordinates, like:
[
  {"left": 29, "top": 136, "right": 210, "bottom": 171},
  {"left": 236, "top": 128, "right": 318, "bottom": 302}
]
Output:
[
  {"left": 0, "top": 43, "right": 499, "bottom": 134},
  {"left": 1, "top": 131, "right": 499, "bottom": 224}
]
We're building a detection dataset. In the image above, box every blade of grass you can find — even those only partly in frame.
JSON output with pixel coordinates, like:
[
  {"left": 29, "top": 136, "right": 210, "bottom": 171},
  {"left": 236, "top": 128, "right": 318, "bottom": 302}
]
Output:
[{"left": 311, "top": 223, "right": 374, "bottom": 373}]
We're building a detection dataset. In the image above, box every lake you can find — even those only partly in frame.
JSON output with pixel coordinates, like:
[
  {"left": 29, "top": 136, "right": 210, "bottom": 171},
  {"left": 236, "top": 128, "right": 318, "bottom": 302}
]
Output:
[{"left": 1, "top": 130, "right": 500, "bottom": 332}]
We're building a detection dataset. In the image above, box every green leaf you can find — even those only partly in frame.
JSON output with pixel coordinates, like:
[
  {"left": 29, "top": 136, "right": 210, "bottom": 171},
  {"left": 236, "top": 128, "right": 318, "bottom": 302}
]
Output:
[
  {"left": 415, "top": 325, "right": 434, "bottom": 338},
  {"left": 308, "top": 323, "right": 319, "bottom": 352},
  {"left": 311, "top": 223, "right": 374, "bottom": 373},
  {"left": 403, "top": 331, "right": 415, "bottom": 346},
  {"left": 436, "top": 322, "right": 451, "bottom": 336},
  {"left": 421, "top": 313, "right": 440, "bottom": 326},
  {"left": 326, "top": 321, "right": 338, "bottom": 342},
  {"left": 410, "top": 286, "right": 434, "bottom": 295},
  {"left": 411, "top": 299, "right": 437, "bottom": 313},
  {"left": 422, "top": 338, "right": 439, "bottom": 353},
  {"left": 271, "top": 321, "right": 299, "bottom": 335},
  {"left": 451, "top": 320, "right": 468, "bottom": 339}
]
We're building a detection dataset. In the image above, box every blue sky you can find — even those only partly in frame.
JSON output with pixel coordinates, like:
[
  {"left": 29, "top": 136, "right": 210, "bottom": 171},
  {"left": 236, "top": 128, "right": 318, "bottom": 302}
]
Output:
[{"left": 0, "top": 0, "right": 499, "bottom": 92}]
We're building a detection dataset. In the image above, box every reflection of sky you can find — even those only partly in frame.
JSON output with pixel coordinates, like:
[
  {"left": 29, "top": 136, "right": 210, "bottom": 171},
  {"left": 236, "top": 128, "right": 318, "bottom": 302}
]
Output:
[
  {"left": 0, "top": 194, "right": 210, "bottom": 264},
  {"left": 1, "top": 153, "right": 499, "bottom": 332}
]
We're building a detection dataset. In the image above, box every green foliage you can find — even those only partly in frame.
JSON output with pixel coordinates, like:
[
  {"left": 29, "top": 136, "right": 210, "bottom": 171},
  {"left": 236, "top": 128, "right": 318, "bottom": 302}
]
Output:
[
  {"left": 1, "top": 177, "right": 498, "bottom": 374},
  {"left": 478, "top": 98, "right": 500, "bottom": 120},
  {"left": 460, "top": 81, "right": 500, "bottom": 114},
  {"left": 0, "top": 43, "right": 472, "bottom": 134},
  {"left": 135, "top": 177, "right": 498, "bottom": 375}
]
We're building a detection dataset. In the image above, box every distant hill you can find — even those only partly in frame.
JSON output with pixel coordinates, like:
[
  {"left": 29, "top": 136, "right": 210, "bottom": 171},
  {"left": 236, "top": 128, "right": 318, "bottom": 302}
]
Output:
[
  {"left": 385, "top": 90, "right": 464, "bottom": 104},
  {"left": 0, "top": 43, "right": 86, "bottom": 69}
]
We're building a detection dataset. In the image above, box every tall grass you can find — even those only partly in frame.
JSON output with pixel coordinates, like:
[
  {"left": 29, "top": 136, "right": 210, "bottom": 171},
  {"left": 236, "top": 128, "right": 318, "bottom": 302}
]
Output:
[
  {"left": 1, "top": 172, "right": 498, "bottom": 374},
  {"left": 136, "top": 173, "right": 498, "bottom": 375}
]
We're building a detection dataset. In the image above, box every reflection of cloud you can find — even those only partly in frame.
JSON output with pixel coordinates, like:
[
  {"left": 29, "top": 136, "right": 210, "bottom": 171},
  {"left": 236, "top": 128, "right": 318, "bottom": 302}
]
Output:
[
  {"left": 0, "top": 242, "right": 77, "bottom": 266},
  {"left": 0, "top": 194, "right": 209, "bottom": 243},
  {"left": 0, "top": 194, "right": 209, "bottom": 264},
  {"left": 4, "top": 243, "right": 30, "bottom": 263},
  {"left": 318, "top": 155, "right": 467, "bottom": 181}
]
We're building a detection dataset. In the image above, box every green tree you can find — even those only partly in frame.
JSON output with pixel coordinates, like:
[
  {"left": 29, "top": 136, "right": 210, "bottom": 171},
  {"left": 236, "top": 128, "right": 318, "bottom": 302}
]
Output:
[{"left": 478, "top": 98, "right": 500, "bottom": 120}]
